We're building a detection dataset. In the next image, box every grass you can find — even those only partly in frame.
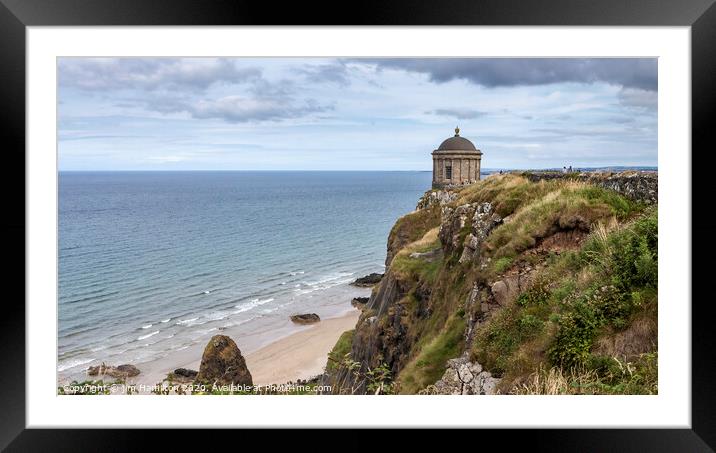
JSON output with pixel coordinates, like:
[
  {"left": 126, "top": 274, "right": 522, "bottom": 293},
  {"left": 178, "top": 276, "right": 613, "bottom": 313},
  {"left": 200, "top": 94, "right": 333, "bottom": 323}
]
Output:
[
  {"left": 511, "top": 352, "right": 657, "bottom": 395},
  {"left": 491, "top": 256, "right": 514, "bottom": 274},
  {"left": 397, "top": 312, "right": 466, "bottom": 394},
  {"left": 390, "top": 227, "right": 443, "bottom": 285},
  {"left": 386, "top": 205, "right": 441, "bottom": 264},
  {"left": 484, "top": 184, "right": 641, "bottom": 260},
  {"left": 471, "top": 207, "right": 658, "bottom": 389},
  {"left": 326, "top": 330, "right": 355, "bottom": 373},
  {"left": 454, "top": 174, "right": 562, "bottom": 218}
]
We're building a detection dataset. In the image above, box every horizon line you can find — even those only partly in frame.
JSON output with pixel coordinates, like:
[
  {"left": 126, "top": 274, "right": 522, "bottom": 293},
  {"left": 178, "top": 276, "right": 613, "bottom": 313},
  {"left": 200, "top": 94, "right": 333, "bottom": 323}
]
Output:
[{"left": 58, "top": 166, "right": 658, "bottom": 173}]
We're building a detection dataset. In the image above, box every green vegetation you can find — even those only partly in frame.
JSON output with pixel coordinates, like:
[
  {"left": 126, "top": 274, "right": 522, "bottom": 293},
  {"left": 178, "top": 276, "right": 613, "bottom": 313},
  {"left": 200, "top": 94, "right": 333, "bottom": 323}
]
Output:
[
  {"left": 329, "top": 173, "right": 657, "bottom": 395},
  {"left": 398, "top": 311, "right": 466, "bottom": 394},
  {"left": 471, "top": 207, "right": 657, "bottom": 392},
  {"left": 390, "top": 227, "right": 443, "bottom": 284},
  {"left": 326, "top": 329, "right": 355, "bottom": 373},
  {"left": 492, "top": 256, "right": 514, "bottom": 274},
  {"left": 387, "top": 205, "right": 441, "bottom": 263},
  {"left": 513, "top": 352, "right": 657, "bottom": 395},
  {"left": 455, "top": 174, "right": 562, "bottom": 217},
  {"left": 484, "top": 184, "right": 641, "bottom": 260}
]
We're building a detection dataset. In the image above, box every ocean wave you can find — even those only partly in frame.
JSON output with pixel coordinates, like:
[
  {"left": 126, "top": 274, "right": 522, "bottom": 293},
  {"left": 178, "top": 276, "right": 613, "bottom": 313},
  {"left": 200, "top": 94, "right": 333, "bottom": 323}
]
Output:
[
  {"left": 57, "top": 357, "right": 94, "bottom": 372},
  {"left": 176, "top": 317, "right": 199, "bottom": 326},
  {"left": 137, "top": 330, "right": 159, "bottom": 341},
  {"left": 161, "top": 318, "right": 171, "bottom": 323},
  {"left": 203, "top": 311, "right": 229, "bottom": 322},
  {"left": 141, "top": 324, "right": 153, "bottom": 329},
  {"left": 304, "top": 272, "right": 353, "bottom": 286},
  {"left": 293, "top": 274, "right": 355, "bottom": 296},
  {"left": 233, "top": 297, "right": 274, "bottom": 314}
]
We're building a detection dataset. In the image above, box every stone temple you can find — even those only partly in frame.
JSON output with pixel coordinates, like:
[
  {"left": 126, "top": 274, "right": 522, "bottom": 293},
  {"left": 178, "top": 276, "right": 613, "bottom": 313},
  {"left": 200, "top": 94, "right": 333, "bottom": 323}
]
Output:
[{"left": 432, "top": 127, "right": 482, "bottom": 189}]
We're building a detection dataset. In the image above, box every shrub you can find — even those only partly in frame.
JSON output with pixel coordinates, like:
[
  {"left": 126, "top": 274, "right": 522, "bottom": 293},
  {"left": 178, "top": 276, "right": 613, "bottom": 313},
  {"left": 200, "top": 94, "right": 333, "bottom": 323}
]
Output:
[{"left": 326, "top": 330, "right": 355, "bottom": 373}]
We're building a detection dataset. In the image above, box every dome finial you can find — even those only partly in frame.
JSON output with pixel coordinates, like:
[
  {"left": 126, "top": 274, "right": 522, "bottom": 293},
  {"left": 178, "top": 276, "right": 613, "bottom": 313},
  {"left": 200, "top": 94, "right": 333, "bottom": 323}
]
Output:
[{"left": 454, "top": 126, "right": 460, "bottom": 136}]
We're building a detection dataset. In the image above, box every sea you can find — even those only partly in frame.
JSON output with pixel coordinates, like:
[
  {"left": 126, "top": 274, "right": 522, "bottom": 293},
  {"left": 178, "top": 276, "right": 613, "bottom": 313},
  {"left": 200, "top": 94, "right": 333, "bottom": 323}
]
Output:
[{"left": 57, "top": 171, "right": 434, "bottom": 380}]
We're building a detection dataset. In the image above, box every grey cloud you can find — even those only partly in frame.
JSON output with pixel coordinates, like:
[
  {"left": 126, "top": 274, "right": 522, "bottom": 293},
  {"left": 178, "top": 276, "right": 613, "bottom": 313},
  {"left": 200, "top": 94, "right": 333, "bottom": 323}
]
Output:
[
  {"left": 136, "top": 94, "right": 331, "bottom": 123},
  {"left": 190, "top": 96, "right": 331, "bottom": 123},
  {"left": 430, "top": 108, "right": 487, "bottom": 119},
  {"left": 58, "top": 58, "right": 261, "bottom": 91},
  {"left": 617, "top": 87, "right": 658, "bottom": 109},
  {"left": 356, "top": 58, "right": 657, "bottom": 91},
  {"left": 298, "top": 63, "right": 350, "bottom": 86}
]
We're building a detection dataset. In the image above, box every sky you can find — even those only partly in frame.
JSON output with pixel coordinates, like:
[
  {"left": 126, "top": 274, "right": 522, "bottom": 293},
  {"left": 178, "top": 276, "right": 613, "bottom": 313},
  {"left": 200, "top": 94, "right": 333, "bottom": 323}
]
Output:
[{"left": 58, "top": 57, "right": 657, "bottom": 171}]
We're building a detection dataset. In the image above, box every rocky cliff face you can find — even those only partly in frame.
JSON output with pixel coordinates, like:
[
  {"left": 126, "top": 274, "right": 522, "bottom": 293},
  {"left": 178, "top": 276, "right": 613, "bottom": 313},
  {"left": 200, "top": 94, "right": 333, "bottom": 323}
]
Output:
[{"left": 323, "top": 171, "right": 659, "bottom": 395}]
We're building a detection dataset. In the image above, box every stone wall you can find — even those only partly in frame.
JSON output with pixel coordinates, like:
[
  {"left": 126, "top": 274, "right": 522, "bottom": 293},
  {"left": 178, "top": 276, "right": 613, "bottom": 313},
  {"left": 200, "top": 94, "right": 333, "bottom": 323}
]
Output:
[{"left": 522, "top": 171, "right": 658, "bottom": 204}]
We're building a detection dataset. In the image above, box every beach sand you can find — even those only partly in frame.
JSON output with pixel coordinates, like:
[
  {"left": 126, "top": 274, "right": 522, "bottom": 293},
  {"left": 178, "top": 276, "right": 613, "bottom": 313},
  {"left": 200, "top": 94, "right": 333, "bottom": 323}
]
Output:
[
  {"left": 131, "top": 308, "right": 361, "bottom": 388},
  {"left": 246, "top": 309, "right": 360, "bottom": 385}
]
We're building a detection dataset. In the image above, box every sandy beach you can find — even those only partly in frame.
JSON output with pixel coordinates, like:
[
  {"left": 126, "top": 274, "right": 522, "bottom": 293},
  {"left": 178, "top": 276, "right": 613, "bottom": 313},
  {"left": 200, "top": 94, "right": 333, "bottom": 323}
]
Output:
[
  {"left": 245, "top": 309, "right": 360, "bottom": 385},
  {"left": 124, "top": 308, "right": 361, "bottom": 388}
]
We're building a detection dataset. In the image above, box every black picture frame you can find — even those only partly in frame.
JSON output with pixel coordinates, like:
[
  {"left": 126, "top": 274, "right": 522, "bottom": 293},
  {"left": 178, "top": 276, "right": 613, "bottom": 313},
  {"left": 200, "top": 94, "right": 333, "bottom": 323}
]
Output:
[{"left": 2, "top": 0, "right": 714, "bottom": 449}]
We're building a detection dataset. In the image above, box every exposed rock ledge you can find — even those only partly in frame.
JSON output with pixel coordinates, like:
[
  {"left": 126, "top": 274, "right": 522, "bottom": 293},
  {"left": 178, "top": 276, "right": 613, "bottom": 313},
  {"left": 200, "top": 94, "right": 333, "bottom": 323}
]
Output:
[
  {"left": 419, "top": 353, "right": 500, "bottom": 395},
  {"left": 416, "top": 189, "right": 458, "bottom": 210},
  {"left": 351, "top": 297, "right": 369, "bottom": 309},
  {"left": 351, "top": 273, "right": 384, "bottom": 287}
]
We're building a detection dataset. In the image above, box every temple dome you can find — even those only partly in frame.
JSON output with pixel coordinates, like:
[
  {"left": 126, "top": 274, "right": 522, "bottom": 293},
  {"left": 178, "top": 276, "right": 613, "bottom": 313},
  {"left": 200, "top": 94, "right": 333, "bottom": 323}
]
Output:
[{"left": 436, "top": 127, "right": 479, "bottom": 152}]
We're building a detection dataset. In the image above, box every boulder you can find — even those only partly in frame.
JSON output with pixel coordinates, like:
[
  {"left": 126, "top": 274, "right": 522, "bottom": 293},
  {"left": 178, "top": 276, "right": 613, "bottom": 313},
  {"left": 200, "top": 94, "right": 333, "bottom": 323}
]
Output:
[
  {"left": 351, "top": 297, "right": 369, "bottom": 309},
  {"left": 195, "top": 335, "right": 253, "bottom": 386},
  {"left": 167, "top": 368, "right": 198, "bottom": 383},
  {"left": 290, "top": 313, "right": 321, "bottom": 324},
  {"left": 351, "top": 273, "right": 384, "bottom": 287},
  {"left": 87, "top": 363, "right": 140, "bottom": 379}
]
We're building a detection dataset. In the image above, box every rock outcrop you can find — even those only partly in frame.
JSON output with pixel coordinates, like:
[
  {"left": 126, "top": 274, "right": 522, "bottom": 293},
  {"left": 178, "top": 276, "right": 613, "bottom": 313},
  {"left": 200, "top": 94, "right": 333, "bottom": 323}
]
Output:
[
  {"left": 439, "top": 201, "right": 502, "bottom": 261},
  {"left": 351, "top": 297, "right": 369, "bottom": 309},
  {"left": 87, "top": 363, "right": 140, "bottom": 379},
  {"left": 351, "top": 273, "right": 384, "bottom": 287},
  {"left": 416, "top": 189, "right": 458, "bottom": 210},
  {"left": 290, "top": 313, "right": 321, "bottom": 324},
  {"left": 195, "top": 335, "right": 253, "bottom": 386},
  {"left": 420, "top": 353, "right": 500, "bottom": 395}
]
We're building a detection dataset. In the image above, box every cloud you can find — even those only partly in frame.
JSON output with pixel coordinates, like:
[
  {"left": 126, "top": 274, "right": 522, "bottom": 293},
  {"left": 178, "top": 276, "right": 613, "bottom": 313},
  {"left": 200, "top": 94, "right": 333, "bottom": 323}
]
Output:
[
  {"left": 58, "top": 58, "right": 261, "bottom": 91},
  {"left": 110, "top": 74, "right": 332, "bottom": 123},
  {"left": 617, "top": 87, "right": 658, "bottom": 110},
  {"left": 298, "top": 63, "right": 350, "bottom": 86},
  {"left": 430, "top": 108, "right": 487, "bottom": 119},
  {"left": 189, "top": 96, "right": 331, "bottom": 123},
  {"left": 357, "top": 58, "right": 657, "bottom": 91}
]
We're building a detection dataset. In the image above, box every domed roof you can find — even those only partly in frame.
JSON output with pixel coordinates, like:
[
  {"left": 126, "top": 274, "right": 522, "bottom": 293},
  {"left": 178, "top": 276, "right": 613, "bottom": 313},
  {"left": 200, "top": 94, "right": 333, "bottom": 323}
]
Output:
[{"left": 437, "top": 127, "right": 478, "bottom": 151}]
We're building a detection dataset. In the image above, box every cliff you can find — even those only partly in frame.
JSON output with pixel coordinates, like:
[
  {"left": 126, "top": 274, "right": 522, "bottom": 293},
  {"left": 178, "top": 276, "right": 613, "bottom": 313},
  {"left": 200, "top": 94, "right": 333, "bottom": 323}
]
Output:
[{"left": 322, "top": 171, "right": 658, "bottom": 395}]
